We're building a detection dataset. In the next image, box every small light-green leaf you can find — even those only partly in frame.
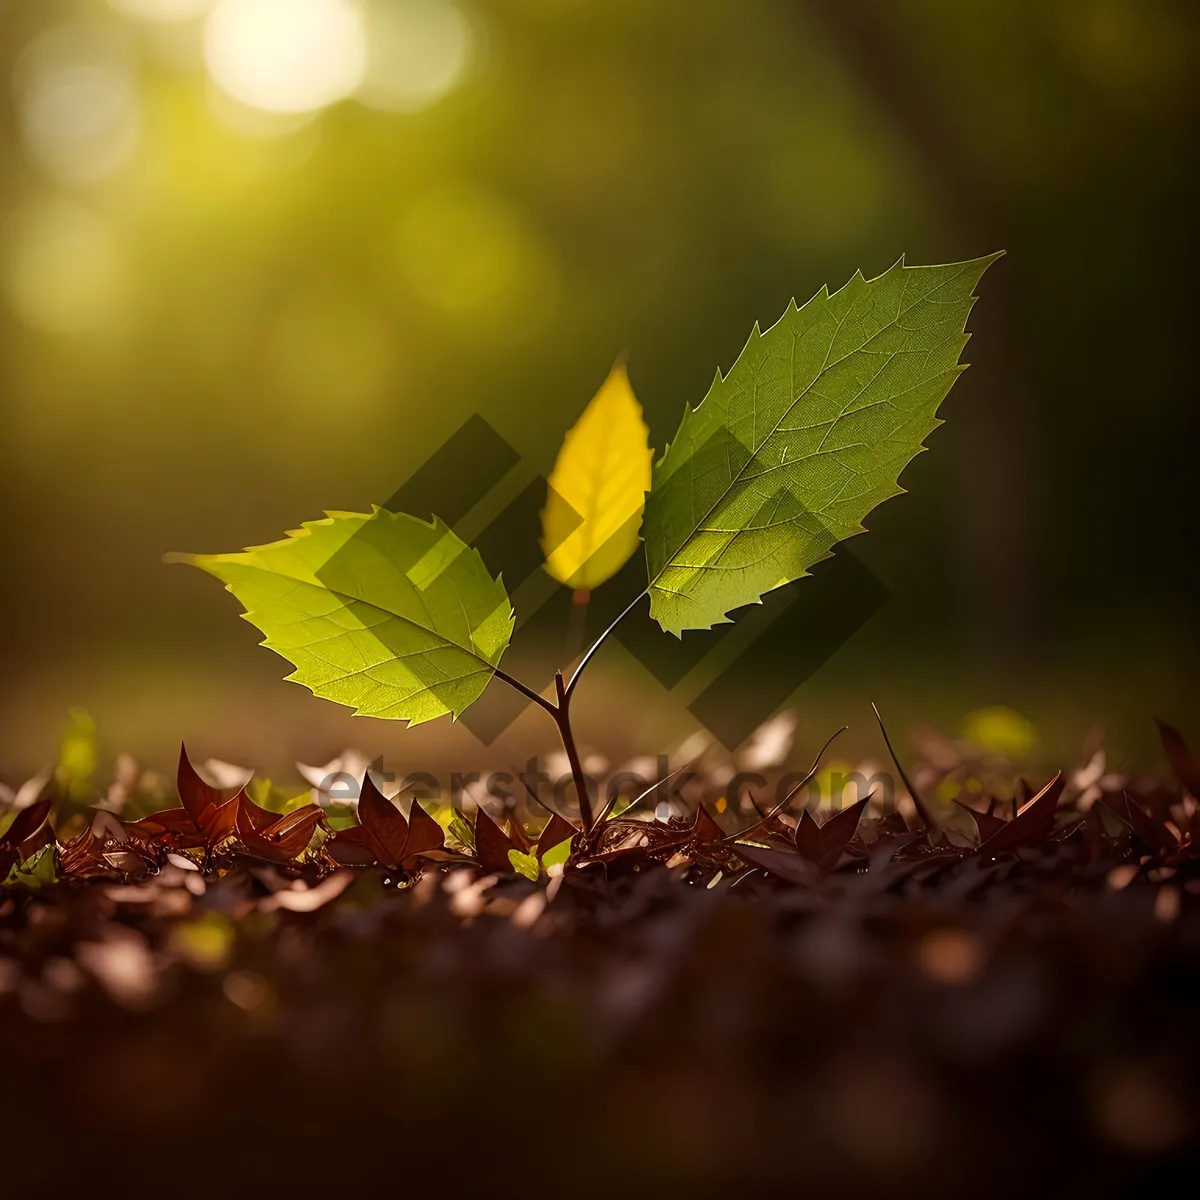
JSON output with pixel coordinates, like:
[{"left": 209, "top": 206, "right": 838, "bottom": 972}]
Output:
[
  {"left": 507, "top": 848, "right": 541, "bottom": 881},
  {"left": 643, "top": 255, "right": 1001, "bottom": 635},
  {"left": 4, "top": 844, "right": 57, "bottom": 891},
  {"left": 539, "top": 837, "right": 572, "bottom": 870},
  {"left": 172, "top": 508, "right": 514, "bottom": 724},
  {"left": 448, "top": 813, "right": 477, "bottom": 855}
]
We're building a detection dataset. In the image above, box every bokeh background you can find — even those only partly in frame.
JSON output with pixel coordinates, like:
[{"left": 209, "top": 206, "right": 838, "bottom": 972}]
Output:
[{"left": 0, "top": 0, "right": 1196, "bottom": 782}]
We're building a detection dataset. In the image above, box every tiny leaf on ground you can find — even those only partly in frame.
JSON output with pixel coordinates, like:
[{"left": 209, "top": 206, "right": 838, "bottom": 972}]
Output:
[{"left": 507, "top": 848, "right": 541, "bottom": 880}]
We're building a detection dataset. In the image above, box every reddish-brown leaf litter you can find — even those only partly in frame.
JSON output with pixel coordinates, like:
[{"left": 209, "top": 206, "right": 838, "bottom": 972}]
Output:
[{"left": 3, "top": 722, "right": 1200, "bottom": 1195}]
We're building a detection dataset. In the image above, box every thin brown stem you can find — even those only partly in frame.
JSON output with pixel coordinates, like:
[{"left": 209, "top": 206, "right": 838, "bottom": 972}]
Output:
[
  {"left": 870, "top": 702, "right": 935, "bottom": 831},
  {"left": 488, "top": 607, "right": 627, "bottom": 837},
  {"left": 725, "top": 725, "right": 847, "bottom": 844},
  {"left": 565, "top": 588, "right": 647, "bottom": 699},
  {"left": 553, "top": 671, "right": 595, "bottom": 834},
  {"left": 594, "top": 760, "right": 692, "bottom": 828},
  {"left": 491, "top": 665, "right": 558, "bottom": 717},
  {"left": 487, "top": 660, "right": 598, "bottom": 836}
]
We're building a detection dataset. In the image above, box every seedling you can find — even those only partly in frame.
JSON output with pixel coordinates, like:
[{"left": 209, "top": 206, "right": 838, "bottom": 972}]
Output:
[{"left": 172, "top": 255, "right": 1001, "bottom": 848}]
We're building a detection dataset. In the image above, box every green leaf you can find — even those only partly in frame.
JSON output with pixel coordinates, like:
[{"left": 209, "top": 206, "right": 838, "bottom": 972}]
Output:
[
  {"left": 448, "top": 813, "right": 477, "bottom": 855},
  {"left": 643, "top": 255, "right": 1001, "bottom": 635},
  {"left": 540, "top": 837, "right": 572, "bottom": 870},
  {"left": 172, "top": 508, "right": 514, "bottom": 724},
  {"left": 507, "top": 848, "right": 541, "bottom": 881},
  {"left": 3, "top": 844, "right": 57, "bottom": 891}
]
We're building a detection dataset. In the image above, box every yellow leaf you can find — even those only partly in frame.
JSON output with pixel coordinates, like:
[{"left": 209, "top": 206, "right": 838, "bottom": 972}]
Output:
[{"left": 541, "top": 361, "right": 653, "bottom": 591}]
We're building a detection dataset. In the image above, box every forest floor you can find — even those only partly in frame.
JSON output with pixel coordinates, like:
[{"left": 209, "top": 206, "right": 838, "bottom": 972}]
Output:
[{"left": 3, "top": 719, "right": 1199, "bottom": 1196}]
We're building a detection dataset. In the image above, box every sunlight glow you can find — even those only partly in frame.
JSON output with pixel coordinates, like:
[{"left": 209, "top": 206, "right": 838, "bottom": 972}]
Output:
[
  {"left": 204, "top": 0, "right": 367, "bottom": 115},
  {"left": 1, "top": 201, "right": 136, "bottom": 337},
  {"left": 359, "top": 0, "right": 472, "bottom": 113},
  {"left": 15, "top": 23, "right": 140, "bottom": 184},
  {"left": 397, "top": 186, "right": 559, "bottom": 343},
  {"left": 266, "top": 287, "right": 397, "bottom": 413},
  {"left": 109, "top": 0, "right": 214, "bottom": 22}
]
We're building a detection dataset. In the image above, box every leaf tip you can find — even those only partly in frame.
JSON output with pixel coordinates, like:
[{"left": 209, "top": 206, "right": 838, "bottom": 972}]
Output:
[{"left": 967, "top": 249, "right": 1005, "bottom": 284}]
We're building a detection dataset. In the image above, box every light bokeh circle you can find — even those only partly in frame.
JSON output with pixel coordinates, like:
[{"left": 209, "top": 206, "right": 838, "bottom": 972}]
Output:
[
  {"left": 359, "top": 0, "right": 472, "bottom": 113},
  {"left": 14, "top": 22, "right": 140, "bottom": 184},
  {"left": 204, "top": 0, "right": 367, "bottom": 114},
  {"left": 1, "top": 201, "right": 137, "bottom": 337},
  {"left": 109, "top": 0, "right": 215, "bottom": 22}
]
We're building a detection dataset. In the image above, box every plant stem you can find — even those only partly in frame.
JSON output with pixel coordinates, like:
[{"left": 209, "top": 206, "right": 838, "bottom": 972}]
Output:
[
  {"left": 553, "top": 670, "right": 595, "bottom": 833},
  {"left": 565, "top": 587, "right": 648, "bottom": 699},
  {"left": 488, "top": 665, "right": 594, "bottom": 834},
  {"left": 491, "top": 666, "right": 558, "bottom": 717},
  {"left": 492, "top": 584, "right": 637, "bottom": 836}
]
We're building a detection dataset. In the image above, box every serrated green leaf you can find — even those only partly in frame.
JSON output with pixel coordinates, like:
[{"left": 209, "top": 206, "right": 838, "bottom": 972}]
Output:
[
  {"left": 172, "top": 508, "right": 514, "bottom": 724},
  {"left": 643, "top": 255, "right": 1000, "bottom": 635}
]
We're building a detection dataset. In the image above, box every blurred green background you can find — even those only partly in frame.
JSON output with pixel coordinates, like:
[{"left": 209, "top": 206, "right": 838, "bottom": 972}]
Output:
[{"left": 0, "top": 0, "right": 1196, "bottom": 780}]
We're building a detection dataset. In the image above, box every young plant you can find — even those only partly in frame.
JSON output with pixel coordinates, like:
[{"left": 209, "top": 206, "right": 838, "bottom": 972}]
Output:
[{"left": 172, "top": 255, "right": 1000, "bottom": 843}]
